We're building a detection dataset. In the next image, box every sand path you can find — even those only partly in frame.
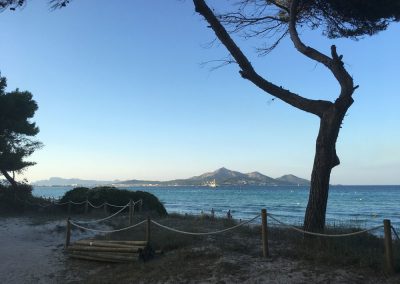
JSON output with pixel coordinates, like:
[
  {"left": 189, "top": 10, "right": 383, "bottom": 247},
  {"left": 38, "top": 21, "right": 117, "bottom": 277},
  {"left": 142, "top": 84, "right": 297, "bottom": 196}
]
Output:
[{"left": 0, "top": 217, "right": 67, "bottom": 283}]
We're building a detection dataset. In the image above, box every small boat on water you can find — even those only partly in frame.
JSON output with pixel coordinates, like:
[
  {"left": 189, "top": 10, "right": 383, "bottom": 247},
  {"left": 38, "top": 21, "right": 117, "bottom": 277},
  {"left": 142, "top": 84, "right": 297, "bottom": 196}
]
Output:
[{"left": 208, "top": 179, "right": 218, "bottom": 188}]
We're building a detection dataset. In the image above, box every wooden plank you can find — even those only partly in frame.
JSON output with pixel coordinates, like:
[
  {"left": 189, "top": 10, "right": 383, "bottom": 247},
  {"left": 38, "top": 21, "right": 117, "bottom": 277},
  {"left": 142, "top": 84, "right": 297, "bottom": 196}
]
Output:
[
  {"left": 105, "top": 240, "right": 148, "bottom": 246},
  {"left": 70, "top": 250, "right": 139, "bottom": 259},
  {"left": 74, "top": 240, "right": 144, "bottom": 249},
  {"left": 70, "top": 251, "right": 139, "bottom": 262},
  {"left": 78, "top": 239, "right": 148, "bottom": 246},
  {"left": 68, "top": 245, "right": 142, "bottom": 253},
  {"left": 70, "top": 254, "right": 132, "bottom": 263}
]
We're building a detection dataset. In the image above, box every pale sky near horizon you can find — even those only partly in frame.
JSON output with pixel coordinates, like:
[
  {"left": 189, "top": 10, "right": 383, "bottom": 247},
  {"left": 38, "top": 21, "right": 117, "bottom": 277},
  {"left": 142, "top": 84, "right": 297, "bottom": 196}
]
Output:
[{"left": 0, "top": 1, "right": 399, "bottom": 185}]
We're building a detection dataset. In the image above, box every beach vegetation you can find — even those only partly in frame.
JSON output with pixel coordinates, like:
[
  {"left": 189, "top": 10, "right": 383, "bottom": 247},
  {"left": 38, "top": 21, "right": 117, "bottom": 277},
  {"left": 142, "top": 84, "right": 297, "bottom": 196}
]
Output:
[
  {"left": 0, "top": 74, "right": 42, "bottom": 188},
  {"left": 59, "top": 186, "right": 168, "bottom": 216},
  {"left": 0, "top": 183, "right": 50, "bottom": 214},
  {"left": 74, "top": 213, "right": 399, "bottom": 282}
]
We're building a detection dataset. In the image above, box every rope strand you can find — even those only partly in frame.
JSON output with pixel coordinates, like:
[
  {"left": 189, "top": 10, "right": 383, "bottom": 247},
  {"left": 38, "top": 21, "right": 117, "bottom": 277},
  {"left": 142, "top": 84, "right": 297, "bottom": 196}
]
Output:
[
  {"left": 391, "top": 226, "right": 400, "bottom": 241},
  {"left": 70, "top": 219, "right": 147, "bottom": 233},
  {"left": 72, "top": 202, "right": 130, "bottom": 224},
  {"left": 150, "top": 215, "right": 260, "bottom": 236},
  {"left": 267, "top": 213, "right": 383, "bottom": 237}
]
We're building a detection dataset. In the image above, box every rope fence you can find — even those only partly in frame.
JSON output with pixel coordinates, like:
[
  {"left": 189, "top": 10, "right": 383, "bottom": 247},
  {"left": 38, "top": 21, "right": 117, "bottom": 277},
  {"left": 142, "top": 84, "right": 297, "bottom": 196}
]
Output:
[
  {"left": 63, "top": 207, "right": 398, "bottom": 273},
  {"left": 70, "top": 219, "right": 147, "bottom": 233},
  {"left": 392, "top": 226, "right": 400, "bottom": 241},
  {"left": 73, "top": 202, "right": 130, "bottom": 224},
  {"left": 150, "top": 214, "right": 260, "bottom": 236},
  {"left": 14, "top": 195, "right": 143, "bottom": 213},
  {"left": 267, "top": 213, "right": 384, "bottom": 238}
]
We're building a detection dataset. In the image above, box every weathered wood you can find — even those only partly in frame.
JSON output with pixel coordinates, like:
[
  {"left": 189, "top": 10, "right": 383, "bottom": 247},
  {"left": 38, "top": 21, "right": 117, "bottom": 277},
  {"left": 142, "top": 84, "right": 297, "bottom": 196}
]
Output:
[
  {"left": 68, "top": 245, "right": 141, "bottom": 253},
  {"left": 146, "top": 217, "right": 151, "bottom": 243},
  {"left": 261, "top": 209, "right": 269, "bottom": 257},
  {"left": 69, "top": 252, "right": 138, "bottom": 262},
  {"left": 84, "top": 199, "right": 89, "bottom": 214},
  {"left": 73, "top": 241, "right": 144, "bottom": 249},
  {"left": 69, "top": 254, "right": 124, "bottom": 263},
  {"left": 77, "top": 239, "right": 148, "bottom": 246},
  {"left": 129, "top": 199, "right": 133, "bottom": 225},
  {"left": 67, "top": 202, "right": 71, "bottom": 214},
  {"left": 383, "top": 219, "right": 395, "bottom": 274},
  {"left": 65, "top": 217, "right": 71, "bottom": 248},
  {"left": 70, "top": 251, "right": 139, "bottom": 259},
  {"left": 103, "top": 240, "right": 148, "bottom": 246}
]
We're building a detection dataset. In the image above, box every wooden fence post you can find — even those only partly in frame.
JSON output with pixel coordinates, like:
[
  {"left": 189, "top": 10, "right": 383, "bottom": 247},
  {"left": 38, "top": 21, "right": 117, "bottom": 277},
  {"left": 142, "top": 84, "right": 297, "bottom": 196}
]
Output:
[
  {"left": 383, "top": 219, "right": 394, "bottom": 274},
  {"left": 103, "top": 202, "right": 108, "bottom": 215},
  {"left": 84, "top": 199, "right": 89, "bottom": 214},
  {"left": 139, "top": 200, "right": 143, "bottom": 212},
  {"left": 146, "top": 217, "right": 151, "bottom": 243},
  {"left": 65, "top": 217, "right": 71, "bottom": 248},
  {"left": 129, "top": 199, "right": 133, "bottom": 225},
  {"left": 67, "top": 202, "right": 71, "bottom": 215},
  {"left": 261, "top": 208, "right": 269, "bottom": 257}
]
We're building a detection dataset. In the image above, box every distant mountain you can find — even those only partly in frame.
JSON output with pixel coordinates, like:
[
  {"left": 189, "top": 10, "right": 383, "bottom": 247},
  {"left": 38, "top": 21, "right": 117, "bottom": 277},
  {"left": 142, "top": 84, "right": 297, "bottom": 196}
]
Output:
[
  {"left": 33, "top": 168, "right": 310, "bottom": 187},
  {"left": 32, "top": 177, "right": 115, "bottom": 187},
  {"left": 117, "top": 167, "right": 310, "bottom": 187},
  {"left": 276, "top": 174, "right": 310, "bottom": 186}
]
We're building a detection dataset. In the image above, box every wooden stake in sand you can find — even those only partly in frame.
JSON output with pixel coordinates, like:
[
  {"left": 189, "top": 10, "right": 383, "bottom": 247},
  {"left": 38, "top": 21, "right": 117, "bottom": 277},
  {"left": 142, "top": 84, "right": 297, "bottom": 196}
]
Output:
[
  {"left": 129, "top": 199, "right": 133, "bottom": 225},
  {"left": 84, "top": 199, "right": 89, "bottom": 214},
  {"left": 146, "top": 217, "right": 151, "bottom": 243},
  {"left": 383, "top": 219, "right": 394, "bottom": 274},
  {"left": 65, "top": 217, "right": 71, "bottom": 248},
  {"left": 261, "top": 209, "right": 269, "bottom": 257}
]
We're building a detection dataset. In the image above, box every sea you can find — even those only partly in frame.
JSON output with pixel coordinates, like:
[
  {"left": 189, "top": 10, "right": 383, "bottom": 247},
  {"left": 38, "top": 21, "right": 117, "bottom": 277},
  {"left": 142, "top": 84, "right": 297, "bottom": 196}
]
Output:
[{"left": 33, "top": 185, "right": 400, "bottom": 231}]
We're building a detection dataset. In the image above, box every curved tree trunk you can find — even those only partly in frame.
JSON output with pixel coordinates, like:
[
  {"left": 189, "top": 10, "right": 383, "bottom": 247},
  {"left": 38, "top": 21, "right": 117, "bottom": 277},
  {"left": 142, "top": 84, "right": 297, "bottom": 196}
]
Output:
[
  {"left": 304, "top": 97, "right": 353, "bottom": 231},
  {"left": 193, "top": 0, "right": 356, "bottom": 232},
  {"left": 1, "top": 169, "right": 18, "bottom": 188}
]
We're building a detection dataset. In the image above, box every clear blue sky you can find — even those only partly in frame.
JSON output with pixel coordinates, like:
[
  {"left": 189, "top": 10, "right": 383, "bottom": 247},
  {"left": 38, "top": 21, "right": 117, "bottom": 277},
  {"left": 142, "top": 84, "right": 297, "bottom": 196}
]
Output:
[{"left": 0, "top": 1, "right": 399, "bottom": 185}]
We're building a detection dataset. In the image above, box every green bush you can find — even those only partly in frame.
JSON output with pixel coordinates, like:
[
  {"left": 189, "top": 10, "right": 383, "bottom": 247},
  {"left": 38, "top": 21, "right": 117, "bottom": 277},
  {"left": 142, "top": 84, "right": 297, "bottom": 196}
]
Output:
[
  {"left": 59, "top": 186, "right": 167, "bottom": 216},
  {"left": 0, "top": 183, "right": 50, "bottom": 213}
]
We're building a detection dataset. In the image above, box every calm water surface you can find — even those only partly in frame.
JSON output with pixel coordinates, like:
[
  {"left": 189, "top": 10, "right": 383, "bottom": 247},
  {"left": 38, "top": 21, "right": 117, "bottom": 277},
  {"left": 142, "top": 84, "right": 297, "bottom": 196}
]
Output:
[{"left": 33, "top": 185, "right": 400, "bottom": 230}]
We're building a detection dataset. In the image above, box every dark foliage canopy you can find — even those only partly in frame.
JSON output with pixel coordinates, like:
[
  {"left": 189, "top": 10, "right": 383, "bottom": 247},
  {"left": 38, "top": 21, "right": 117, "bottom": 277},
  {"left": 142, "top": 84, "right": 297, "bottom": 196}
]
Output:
[
  {"left": 0, "top": 0, "right": 69, "bottom": 11},
  {"left": 302, "top": 0, "right": 400, "bottom": 38},
  {"left": 217, "top": 0, "right": 400, "bottom": 54},
  {"left": 0, "top": 75, "right": 42, "bottom": 174}
]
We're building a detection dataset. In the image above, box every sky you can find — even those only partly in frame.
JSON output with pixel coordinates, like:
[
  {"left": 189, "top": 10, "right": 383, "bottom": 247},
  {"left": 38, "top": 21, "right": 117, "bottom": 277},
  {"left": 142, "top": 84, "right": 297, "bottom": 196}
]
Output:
[{"left": 0, "top": 0, "right": 399, "bottom": 185}]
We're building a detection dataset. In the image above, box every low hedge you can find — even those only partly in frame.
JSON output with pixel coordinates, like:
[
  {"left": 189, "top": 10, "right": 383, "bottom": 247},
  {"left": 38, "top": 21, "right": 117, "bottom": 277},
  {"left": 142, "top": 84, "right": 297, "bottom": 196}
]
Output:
[
  {"left": 59, "top": 186, "right": 167, "bottom": 216},
  {"left": 0, "top": 183, "right": 50, "bottom": 213}
]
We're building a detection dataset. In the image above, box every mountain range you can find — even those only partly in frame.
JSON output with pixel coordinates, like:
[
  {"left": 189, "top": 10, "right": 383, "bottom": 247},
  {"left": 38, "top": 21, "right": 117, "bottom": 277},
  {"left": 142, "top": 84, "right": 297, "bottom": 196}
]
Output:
[{"left": 33, "top": 168, "right": 310, "bottom": 187}]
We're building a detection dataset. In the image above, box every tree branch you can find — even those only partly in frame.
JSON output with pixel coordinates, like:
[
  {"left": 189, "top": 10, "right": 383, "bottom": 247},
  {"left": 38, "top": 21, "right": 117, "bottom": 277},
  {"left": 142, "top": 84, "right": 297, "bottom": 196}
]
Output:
[
  {"left": 288, "top": 0, "right": 354, "bottom": 97},
  {"left": 193, "top": 0, "right": 332, "bottom": 117}
]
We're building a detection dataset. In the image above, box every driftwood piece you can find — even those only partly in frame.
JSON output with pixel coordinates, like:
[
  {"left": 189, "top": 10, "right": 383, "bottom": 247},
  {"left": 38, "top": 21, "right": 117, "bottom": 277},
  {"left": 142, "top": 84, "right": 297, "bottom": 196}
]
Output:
[
  {"left": 68, "top": 245, "right": 142, "bottom": 253},
  {"left": 78, "top": 239, "right": 148, "bottom": 246},
  {"left": 67, "top": 238, "right": 155, "bottom": 263},
  {"left": 70, "top": 252, "right": 138, "bottom": 263},
  {"left": 74, "top": 240, "right": 144, "bottom": 249}
]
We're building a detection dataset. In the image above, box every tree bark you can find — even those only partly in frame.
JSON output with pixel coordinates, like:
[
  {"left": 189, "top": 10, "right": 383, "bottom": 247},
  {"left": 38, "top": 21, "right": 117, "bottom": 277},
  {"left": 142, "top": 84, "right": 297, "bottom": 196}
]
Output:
[
  {"left": 193, "top": 0, "right": 356, "bottom": 232},
  {"left": 304, "top": 97, "right": 353, "bottom": 231},
  {"left": 1, "top": 169, "right": 18, "bottom": 188}
]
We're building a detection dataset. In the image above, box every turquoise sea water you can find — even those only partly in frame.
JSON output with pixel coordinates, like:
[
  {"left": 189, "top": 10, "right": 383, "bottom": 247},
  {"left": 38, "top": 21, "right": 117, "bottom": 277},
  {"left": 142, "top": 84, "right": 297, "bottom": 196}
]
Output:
[{"left": 33, "top": 185, "right": 400, "bottom": 230}]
